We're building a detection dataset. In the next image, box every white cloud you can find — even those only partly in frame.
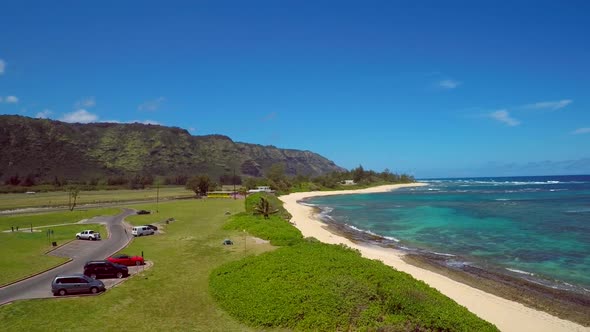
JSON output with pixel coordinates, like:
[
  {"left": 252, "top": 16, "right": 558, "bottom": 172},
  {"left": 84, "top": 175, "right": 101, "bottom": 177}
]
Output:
[
  {"left": 4, "top": 95, "right": 18, "bottom": 103},
  {"left": 74, "top": 97, "right": 96, "bottom": 109},
  {"left": 61, "top": 109, "right": 99, "bottom": 123},
  {"left": 572, "top": 127, "right": 590, "bottom": 135},
  {"left": 0, "top": 59, "right": 5, "bottom": 74},
  {"left": 36, "top": 109, "right": 53, "bottom": 119},
  {"left": 138, "top": 97, "right": 165, "bottom": 111},
  {"left": 524, "top": 99, "right": 572, "bottom": 110},
  {"left": 438, "top": 79, "right": 461, "bottom": 89},
  {"left": 489, "top": 110, "right": 520, "bottom": 126}
]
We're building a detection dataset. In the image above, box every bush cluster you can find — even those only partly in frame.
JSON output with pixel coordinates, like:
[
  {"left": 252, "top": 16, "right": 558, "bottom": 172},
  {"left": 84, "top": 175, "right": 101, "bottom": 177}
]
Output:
[
  {"left": 224, "top": 213, "right": 302, "bottom": 247},
  {"left": 211, "top": 241, "right": 498, "bottom": 331}
]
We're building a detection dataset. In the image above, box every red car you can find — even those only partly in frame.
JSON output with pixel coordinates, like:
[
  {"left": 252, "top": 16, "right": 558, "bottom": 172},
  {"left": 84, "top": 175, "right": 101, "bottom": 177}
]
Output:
[{"left": 107, "top": 254, "right": 144, "bottom": 266}]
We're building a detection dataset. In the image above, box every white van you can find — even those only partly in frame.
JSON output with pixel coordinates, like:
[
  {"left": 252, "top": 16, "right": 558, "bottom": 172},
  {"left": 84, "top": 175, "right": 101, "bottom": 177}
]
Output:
[{"left": 132, "top": 226, "right": 155, "bottom": 237}]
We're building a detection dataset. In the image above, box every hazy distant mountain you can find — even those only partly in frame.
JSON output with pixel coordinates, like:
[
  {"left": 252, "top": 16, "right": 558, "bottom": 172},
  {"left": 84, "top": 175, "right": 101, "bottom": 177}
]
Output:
[{"left": 0, "top": 115, "right": 346, "bottom": 182}]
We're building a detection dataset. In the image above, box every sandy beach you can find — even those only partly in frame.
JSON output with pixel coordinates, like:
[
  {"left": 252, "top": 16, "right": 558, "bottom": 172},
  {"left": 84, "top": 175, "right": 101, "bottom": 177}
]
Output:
[{"left": 279, "top": 184, "right": 589, "bottom": 332}]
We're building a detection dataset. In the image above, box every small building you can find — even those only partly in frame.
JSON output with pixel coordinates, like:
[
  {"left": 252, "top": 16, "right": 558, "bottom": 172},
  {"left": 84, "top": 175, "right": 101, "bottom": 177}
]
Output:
[
  {"left": 247, "top": 186, "right": 274, "bottom": 193},
  {"left": 342, "top": 180, "right": 355, "bottom": 185}
]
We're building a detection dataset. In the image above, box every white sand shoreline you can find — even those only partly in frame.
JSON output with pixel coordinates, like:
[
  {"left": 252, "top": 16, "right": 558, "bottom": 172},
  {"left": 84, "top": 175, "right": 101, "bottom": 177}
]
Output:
[{"left": 279, "top": 183, "right": 589, "bottom": 332}]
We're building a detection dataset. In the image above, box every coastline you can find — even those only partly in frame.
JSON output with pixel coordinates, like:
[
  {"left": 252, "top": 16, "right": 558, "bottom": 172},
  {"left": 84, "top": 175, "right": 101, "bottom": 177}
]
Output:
[{"left": 279, "top": 183, "right": 589, "bottom": 332}]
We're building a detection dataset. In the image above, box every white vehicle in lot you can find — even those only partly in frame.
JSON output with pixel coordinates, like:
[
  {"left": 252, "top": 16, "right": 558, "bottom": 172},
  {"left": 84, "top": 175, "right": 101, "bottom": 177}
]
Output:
[
  {"left": 132, "top": 226, "right": 155, "bottom": 237},
  {"left": 76, "top": 230, "right": 101, "bottom": 241}
]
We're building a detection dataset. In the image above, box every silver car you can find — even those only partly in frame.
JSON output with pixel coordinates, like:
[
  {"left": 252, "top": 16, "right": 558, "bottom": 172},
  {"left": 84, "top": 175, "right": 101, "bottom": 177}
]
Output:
[{"left": 52, "top": 274, "right": 106, "bottom": 296}]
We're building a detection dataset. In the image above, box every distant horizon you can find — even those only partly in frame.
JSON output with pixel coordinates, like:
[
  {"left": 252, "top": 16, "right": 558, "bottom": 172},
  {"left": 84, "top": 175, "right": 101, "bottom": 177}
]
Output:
[
  {"left": 418, "top": 174, "right": 590, "bottom": 180},
  {"left": 1, "top": 2, "right": 588, "bottom": 178}
]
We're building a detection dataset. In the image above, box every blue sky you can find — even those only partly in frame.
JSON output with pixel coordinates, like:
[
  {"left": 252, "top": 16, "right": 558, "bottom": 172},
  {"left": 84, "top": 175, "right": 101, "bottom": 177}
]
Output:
[{"left": 1, "top": 1, "right": 589, "bottom": 178}]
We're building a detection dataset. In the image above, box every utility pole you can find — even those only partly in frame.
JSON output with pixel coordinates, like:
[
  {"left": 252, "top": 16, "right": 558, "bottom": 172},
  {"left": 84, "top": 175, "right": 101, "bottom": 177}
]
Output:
[
  {"left": 156, "top": 182, "right": 160, "bottom": 213},
  {"left": 233, "top": 168, "right": 237, "bottom": 199}
]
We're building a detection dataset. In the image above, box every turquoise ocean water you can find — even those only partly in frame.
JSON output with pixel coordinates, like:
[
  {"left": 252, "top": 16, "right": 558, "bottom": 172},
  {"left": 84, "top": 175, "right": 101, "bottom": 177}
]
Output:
[{"left": 306, "top": 175, "right": 590, "bottom": 291}]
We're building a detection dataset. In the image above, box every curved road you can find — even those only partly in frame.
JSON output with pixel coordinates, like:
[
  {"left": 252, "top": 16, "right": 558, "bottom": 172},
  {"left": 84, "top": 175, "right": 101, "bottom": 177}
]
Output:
[{"left": 0, "top": 209, "right": 136, "bottom": 304}]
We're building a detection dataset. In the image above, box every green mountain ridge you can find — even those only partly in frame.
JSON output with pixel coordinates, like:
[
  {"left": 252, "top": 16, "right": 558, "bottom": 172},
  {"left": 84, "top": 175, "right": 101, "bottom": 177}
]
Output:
[{"left": 0, "top": 115, "right": 346, "bottom": 183}]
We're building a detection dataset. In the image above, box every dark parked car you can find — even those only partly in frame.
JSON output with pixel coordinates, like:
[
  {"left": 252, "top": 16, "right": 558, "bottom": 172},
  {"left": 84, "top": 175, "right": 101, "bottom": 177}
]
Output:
[
  {"left": 52, "top": 274, "right": 105, "bottom": 296},
  {"left": 146, "top": 224, "right": 158, "bottom": 231},
  {"left": 136, "top": 210, "right": 151, "bottom": 215},
  {"left": 84, "top": 260, "right": 129, "bottom": 279}
]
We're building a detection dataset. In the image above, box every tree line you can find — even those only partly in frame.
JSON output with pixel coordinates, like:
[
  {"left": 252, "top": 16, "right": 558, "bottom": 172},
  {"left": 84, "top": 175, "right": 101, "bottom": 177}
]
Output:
[
  {"left": 1, "top": 164, "right": 414, "bottom": 195},
  {"left": 184, "top": 164, "right": 415, "bottom": 196}
]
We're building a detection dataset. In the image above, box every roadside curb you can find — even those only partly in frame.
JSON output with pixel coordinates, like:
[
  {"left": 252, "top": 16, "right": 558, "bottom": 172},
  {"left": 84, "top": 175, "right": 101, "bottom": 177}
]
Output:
[
  {"left": 0, "top": 258, "right": 73, "bottom": 290},
  {"left": 44, "top": 239, "right": 76, "bottom": 254},
  {"left": 106, "top": 220, "right": 135, "bottom": 259},
  {"left": 100, "top": 260, "right": 154, "bottom": 293}
]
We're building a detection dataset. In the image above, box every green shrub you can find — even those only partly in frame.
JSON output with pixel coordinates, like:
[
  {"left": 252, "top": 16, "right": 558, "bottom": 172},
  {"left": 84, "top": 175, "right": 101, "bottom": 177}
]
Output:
[
  {"left": 210, "top": 241, "right": 498, "bottom": 331},
  {"left": 224, "top": 212, "right": 302, "bottom": 246}
]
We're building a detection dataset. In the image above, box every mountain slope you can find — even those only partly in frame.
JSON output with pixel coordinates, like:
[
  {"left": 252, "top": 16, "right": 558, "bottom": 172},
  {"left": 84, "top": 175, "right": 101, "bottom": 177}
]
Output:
[{"left": 0, "top": 115, "right": 346, "bottom": 182}]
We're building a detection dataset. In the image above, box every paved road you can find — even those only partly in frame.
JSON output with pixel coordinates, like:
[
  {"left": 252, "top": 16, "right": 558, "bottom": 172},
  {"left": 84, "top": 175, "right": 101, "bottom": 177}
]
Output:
[{"left": 0, "top": 209, "right": 136, "bottom": 304}]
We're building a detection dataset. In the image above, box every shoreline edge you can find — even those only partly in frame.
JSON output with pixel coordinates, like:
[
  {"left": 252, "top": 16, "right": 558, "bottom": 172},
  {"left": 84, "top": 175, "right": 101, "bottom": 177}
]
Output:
[{"left": 279, "top": 183, "right": 589, "bottom": 332}]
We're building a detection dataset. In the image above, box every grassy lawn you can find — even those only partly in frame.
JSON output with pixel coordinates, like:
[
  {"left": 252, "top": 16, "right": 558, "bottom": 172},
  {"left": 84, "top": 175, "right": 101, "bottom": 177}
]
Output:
[
  {"left": 0, "top": 208, "right": 121, "bottom": 231},
  {"left": 0, "top": 186, "right": 194, "bottom": 211},
  {"left": 0, "top": 199, "right": 278, "bottom": 331},
  {"left": 0, "top": 224, "right": 108, "bottom": 286}
]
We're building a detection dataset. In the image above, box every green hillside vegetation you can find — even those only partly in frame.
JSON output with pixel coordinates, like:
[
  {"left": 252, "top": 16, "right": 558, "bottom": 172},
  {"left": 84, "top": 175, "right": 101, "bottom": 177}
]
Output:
[
  {"left": 210, "top": 194, "right": 498, "bottom": 331},
  {"left": 0, "top": 115, "right": 345, "bottom": 188},
  {"left": 0, "top": 116, "right": 415, "bottom": 196}
]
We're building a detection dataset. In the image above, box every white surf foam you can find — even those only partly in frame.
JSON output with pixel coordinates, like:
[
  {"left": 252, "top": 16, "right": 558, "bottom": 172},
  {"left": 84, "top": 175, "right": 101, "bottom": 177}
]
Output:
[{"left": 506, "top": 268, "right": 535, "bottom": 276}]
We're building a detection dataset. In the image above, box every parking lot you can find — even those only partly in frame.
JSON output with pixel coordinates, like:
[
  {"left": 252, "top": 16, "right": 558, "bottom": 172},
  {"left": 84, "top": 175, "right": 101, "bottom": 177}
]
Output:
[
  {"left": 0, "top": 209, "right": 137, "bottom": 304},
  {"left": 49, "top": 261, "right": 153, "bottom": 299}
]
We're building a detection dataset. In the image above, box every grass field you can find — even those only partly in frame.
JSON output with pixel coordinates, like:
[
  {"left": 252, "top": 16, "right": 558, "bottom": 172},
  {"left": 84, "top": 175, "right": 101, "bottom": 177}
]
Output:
[
  {"left": 0, "top": 224, "right": 108, "bottom": 286},
  {"left": 0, "top": 208, "right": 121, "bottom": 231},
  {"left": 0, "top": 186, "right": 194, "bottom": 211},
  {"left": 0, "top": 199, "right": 279, "bottom": 331}
]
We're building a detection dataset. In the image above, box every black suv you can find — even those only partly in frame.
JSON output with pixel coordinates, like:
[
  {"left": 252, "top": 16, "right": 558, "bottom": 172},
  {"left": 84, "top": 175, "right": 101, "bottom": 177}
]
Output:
[{"left": 84, "top": 260, "right": 129, "bottom": 279}]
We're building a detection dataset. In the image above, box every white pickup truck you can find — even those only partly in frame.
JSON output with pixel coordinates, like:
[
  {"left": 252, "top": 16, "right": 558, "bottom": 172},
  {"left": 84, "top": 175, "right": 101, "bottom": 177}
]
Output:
[{"left": 76, "top": 230, "right": 101, "bottom": 241}]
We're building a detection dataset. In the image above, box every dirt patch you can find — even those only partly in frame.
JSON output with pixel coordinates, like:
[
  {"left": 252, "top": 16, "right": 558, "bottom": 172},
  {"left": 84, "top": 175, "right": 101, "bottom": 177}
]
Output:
[{"left": 252, "top": 237, "right": 270, "bottom": 244}]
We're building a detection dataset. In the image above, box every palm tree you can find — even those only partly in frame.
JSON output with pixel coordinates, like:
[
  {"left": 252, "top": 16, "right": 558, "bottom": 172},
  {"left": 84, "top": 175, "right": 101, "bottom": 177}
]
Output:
[{"left": 253, "top": 197, "right": 279, "bottom": 219}]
